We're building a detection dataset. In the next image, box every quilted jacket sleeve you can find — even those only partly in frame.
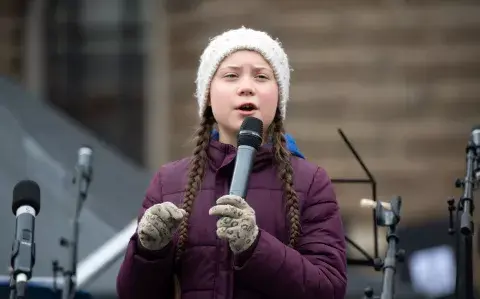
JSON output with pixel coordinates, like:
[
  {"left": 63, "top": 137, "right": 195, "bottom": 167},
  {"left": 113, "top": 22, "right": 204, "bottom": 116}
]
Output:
[
  {"left": 234, "top": 167, "right": 347, "bottom": 299},
  {"left": 116, "top": 169, "right": 176, "bottom": 299}
]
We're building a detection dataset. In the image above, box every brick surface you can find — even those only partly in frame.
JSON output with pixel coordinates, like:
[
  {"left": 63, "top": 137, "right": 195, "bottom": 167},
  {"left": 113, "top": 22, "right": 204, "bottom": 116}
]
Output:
[
  {"left": 0, "top": 0, "right": 477, "bottom": 286},
  {"left": 0, "top": 2, "right": 25, "bottom": 79},
  {"left": 166, "top": 1, "right": 480, "bottom": 281},
  {"left": 167, "top": 1, "right": 480, "bottom": 221}
]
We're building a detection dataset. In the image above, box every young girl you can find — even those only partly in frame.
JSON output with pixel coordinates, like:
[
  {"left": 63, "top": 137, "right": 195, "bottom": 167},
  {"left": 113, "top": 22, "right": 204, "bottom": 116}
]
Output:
[{"left": 117, "top": 27, "right": 347, "bottom": 299}]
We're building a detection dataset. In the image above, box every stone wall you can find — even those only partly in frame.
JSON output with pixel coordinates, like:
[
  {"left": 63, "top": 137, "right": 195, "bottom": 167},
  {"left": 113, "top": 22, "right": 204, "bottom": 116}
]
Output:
[
  {"left": 165, "top": 2, "right": 480, "bottom": 278},
  {"left": 0, "top": 1, "right": 26, "bottom": 79},
  {"left": 167, "top": 0, "right": 480, "bottom": 222}
]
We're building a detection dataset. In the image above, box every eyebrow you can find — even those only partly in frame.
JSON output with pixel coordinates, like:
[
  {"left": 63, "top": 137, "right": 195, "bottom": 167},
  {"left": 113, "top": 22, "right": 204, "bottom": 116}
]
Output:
[{"left": 220, "top": 65, "right": 272, "bottom": 72}]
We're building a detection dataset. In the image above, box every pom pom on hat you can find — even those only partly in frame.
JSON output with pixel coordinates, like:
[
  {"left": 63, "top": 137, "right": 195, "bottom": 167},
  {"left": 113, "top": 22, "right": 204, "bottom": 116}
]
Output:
[{"left": 195, "top": 27, "right": 291, "bottom": 120}]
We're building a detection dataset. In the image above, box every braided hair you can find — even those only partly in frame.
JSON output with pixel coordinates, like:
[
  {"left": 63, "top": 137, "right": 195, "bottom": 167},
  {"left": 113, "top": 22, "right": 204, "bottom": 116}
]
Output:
[{"left": 175, "top": 108, "right": 301, "bottom": 262}]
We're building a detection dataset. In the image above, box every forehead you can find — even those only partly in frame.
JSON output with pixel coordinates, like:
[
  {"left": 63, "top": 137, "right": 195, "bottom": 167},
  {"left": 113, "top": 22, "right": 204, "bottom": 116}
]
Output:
[{"left": 219, "top": 50, "right": 271, "bottom": 68}]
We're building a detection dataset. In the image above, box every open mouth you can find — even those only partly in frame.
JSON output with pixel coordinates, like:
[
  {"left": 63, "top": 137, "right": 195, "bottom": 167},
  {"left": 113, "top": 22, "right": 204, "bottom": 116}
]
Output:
[{"left": 237, "top": 103, "right": 258, "bottom": 112}]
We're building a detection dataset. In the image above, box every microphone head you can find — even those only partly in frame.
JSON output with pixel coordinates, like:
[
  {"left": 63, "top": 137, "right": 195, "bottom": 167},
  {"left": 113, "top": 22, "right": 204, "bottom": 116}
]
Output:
[
  {"left": 12, "top": 180, "right": 40, "bottom": 215},
  {"left": 238, "top": 117, "right": 263, "bottom": 149},
  {"left": 78, "top": 146, "right": 93, "bottom": 168},
  {"left": 472, "top": 125, "right": 480, "bottom": 146}
]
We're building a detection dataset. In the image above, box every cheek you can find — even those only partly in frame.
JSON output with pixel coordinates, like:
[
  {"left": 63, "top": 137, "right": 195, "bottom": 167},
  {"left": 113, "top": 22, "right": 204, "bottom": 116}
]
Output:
[
  {"left": 259, "top": 90, "right": 279, "bottom": 126},
  {"left": 209, "top": 88, "right": 231, "bottom": 119}
]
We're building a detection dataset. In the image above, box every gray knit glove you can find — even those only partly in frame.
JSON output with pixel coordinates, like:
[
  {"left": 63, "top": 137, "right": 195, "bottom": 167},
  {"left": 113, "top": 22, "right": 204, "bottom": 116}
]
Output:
[
  {"left": 209, "top": 195, "right": 259, "bottom": 254},
  {"left": 137, "top": 202, "right": 186, "bottom": 251}
]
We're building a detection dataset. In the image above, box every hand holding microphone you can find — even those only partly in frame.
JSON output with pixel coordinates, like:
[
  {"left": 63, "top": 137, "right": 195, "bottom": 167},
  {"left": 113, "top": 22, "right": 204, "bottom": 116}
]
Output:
[
  {"left": 209, "top": 195, "right": 259, "bottom": 254},
  {"left": 209, "top": 116, "right": 263, "bottom": 254},
  {"left": 137, "top": 202, "right": 186, "bottom": 251}
]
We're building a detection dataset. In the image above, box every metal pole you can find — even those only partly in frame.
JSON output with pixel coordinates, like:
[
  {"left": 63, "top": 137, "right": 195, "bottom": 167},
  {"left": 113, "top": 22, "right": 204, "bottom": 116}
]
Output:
[{"left": 76, "top": 219, "right": 137, "bottom": 289}]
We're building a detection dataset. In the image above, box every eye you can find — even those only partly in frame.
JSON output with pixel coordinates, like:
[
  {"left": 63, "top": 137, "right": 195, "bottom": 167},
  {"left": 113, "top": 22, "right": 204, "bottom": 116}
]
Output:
[
  {"left": 224, "top": 73, "right": 238, "bottom": 79},
  {"left": 256, "top": 74, "right": 270, "bottom": 80}
]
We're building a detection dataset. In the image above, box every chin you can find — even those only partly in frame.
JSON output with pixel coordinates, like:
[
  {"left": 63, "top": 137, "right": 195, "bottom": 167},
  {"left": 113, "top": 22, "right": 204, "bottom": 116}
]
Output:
[
  {"left": 221, "top": 111, "right": 266, "bottom": 135},
  {"left": 231, "top": 120, "right": 244, "bottom": 133},
  {"left": 237, "top": 110, "right": 263, "bottom": 121}
]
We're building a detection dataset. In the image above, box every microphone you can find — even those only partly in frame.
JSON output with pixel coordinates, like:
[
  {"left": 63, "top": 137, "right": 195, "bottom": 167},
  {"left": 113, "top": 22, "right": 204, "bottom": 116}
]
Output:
[
  {"left": 10, "top": 180, "right": 41, "bottom": 298},
  {"left": 360, "top": 198, "right": 392, "bottom": 211},
  {"left": 61, "top": 146, "right": 94, "bottom": 299},
  {"left": 73, "top": 146, "right": 93, "bottom": 199},
  {"left": 76, "top": 146, "right": 93, "bottom": 183},
  {"left": 229, "top": 117, "right": 264, "bottom": 198},
  {"left": 471, "top": 125, "right": 480, "bottom": 180},
  {"left": 471, "top": 125, "right": 480, "bottom": 152}
]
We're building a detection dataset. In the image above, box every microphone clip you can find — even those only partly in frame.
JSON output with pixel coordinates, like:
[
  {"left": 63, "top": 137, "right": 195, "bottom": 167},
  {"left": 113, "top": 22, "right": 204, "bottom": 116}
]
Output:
[
  {"left": 375, "top": 196, "right": 402, "bottom": 228},
  {"left": 72, "top": 164, "right": 93, "bottom": 185}
]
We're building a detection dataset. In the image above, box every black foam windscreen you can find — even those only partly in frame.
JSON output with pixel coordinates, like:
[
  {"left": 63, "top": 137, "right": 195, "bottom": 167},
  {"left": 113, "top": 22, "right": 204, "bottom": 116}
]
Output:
[
  {"left": 238, "top": 117, "right": 263, "bottom": 149},
  {"left": 12, "top": 180, "right": 41, "bottom": 215}
]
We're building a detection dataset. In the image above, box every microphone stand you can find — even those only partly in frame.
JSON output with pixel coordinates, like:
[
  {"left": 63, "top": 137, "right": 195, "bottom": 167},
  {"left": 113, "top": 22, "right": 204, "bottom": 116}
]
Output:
[
  {"left": 56, "top": 148, "right": 93, "bottom": 299},
  {"left": 9, "top": 274, "right": 16, "bottom": 299},
  {"left": 363, "top": 197, "right": 405, "bottom": 299},
  {"left": 447, "top": 139, "right": 478, "bottom": 299},
  {"left": 52, "top": 260, "right": 61, "bottom": 294},
  {"left": 331, "top": 129, "right": 380, "bottom": 267}
]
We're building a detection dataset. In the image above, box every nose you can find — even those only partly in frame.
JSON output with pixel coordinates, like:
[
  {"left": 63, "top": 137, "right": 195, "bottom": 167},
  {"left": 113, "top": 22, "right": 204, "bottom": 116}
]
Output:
[{"left": 237, "top": 77, "right": 255, "bottom": 96}]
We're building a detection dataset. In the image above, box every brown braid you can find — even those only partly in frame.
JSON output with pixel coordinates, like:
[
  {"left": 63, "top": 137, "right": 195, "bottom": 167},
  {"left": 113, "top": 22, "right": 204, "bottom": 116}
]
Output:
[
  {"left": 271, "top": 112, "right": 301, "bottom": 248},
  {"left": 175, "top": 107, "right": 215, "bottom": 262}
]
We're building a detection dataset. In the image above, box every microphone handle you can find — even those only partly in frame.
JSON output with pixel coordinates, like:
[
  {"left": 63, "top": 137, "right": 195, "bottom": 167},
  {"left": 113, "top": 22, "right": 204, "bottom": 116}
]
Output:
[
  {"left": 12, "top": 207, "right": 36, "bottom": 279},
  {"left": 229, "top": 145, "right": 257, "bottom": 198}
]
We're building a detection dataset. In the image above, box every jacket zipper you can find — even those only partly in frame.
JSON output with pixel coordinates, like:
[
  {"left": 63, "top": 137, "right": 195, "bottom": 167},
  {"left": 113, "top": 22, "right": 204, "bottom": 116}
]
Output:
[{"left": 225, "top": 178, "right": 234, "bottom": 299}]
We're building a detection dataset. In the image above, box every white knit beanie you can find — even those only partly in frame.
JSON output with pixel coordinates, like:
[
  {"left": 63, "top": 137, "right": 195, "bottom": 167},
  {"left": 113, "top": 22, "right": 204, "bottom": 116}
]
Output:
[{"left": 195, "top": 26, "right": 291, "bottom": 120}]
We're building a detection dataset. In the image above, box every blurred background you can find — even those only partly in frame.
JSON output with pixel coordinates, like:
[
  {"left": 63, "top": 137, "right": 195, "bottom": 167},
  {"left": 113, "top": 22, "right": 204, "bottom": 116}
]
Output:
[{"left": 0, "top": 0, "right": 479, "bottom": 298}]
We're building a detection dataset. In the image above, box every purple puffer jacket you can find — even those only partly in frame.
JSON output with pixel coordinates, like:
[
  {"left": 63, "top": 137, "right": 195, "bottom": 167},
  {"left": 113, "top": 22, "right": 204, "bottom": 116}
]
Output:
[{"left": 117, "top": 139, "right": 347, "bottom": 299}]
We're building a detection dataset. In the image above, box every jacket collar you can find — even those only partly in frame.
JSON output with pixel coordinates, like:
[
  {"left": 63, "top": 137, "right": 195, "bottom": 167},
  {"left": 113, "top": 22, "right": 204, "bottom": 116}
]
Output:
[{"left": 206, "top": 130, "right": 305, "bottom": 172}]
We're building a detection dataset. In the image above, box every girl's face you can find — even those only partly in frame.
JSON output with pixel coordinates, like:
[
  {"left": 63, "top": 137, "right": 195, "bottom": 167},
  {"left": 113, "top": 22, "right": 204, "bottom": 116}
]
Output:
[{"left": 209, "top": 50, "right": 279, "bottom": 143}]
